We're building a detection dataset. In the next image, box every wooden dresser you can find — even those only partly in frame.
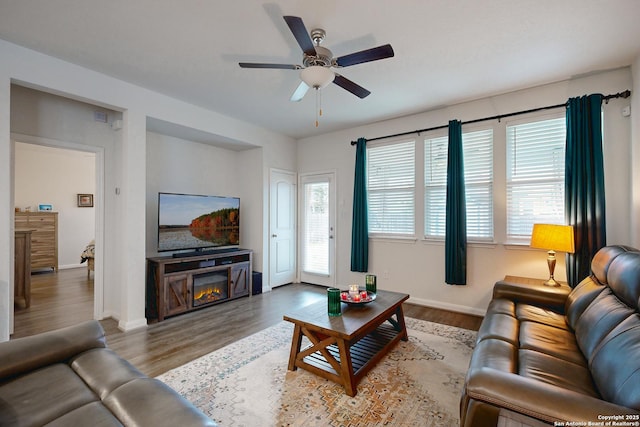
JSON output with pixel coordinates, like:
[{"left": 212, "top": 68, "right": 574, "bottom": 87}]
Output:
[
  {"left": 15, "top": 211, "right": 58, "bottom": 271},
  {"left": 14, "top": 229, "right": 33, "bottom": 308}
]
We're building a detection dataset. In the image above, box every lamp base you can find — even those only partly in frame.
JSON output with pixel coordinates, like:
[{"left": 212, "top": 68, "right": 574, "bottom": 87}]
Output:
[
  {"left": 543, "top": 277, "right": 561, "bottom": 287},
  {"left": 543, "top": 250, "right": 560, "bottom": 286}
]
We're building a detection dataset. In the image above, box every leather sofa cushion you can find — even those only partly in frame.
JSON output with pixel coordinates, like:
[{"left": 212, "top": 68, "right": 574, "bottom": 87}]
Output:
[
  {"left": 590, "top": 245, "right": 633, "bottom": 285},
  {"left": 0, "top": 320, "right": 106, "bottom": 381},
  {"left": 71, "top": 348, "right": 147, "bottom": 400},
  {"left": 467, "top": 338, "right": 517, "bottom": 374},
  {"left": 607, "top": 251, "right": 640, "bottom": 309},
  {"left": 44, "top": 402, "right": 123, "bottom": 427},
  {"left": 518, "top": 349, "right": 598, "bottom": 397},
  {"left": 590, "top": 315, "right": 640, "bottom": 410},
  {"left": 565, "top": 277, "right": 606, "bottom": 330},
  {"left": 519, "top": 322, "right": 585, "bottom": 366},
  {"left": 574, "top": 289, "right": 635, "bottom": 360},
  {"left": 0, "top": 364, "right": 98, "bottom": 426},
  {"left": 104, "top": 377, "right": 216, "bottom": 426},
  {"left": 486, "top": 298, "right": 516, "bottom": 316},
  {"left": 515, "top": 304, "right": 568, "bottom": 330},
  {"left": 476, "top": 311, "right": 519, "bottom": 346}
]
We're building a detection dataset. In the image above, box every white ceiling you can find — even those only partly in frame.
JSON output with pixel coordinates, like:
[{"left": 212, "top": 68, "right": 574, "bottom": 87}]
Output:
[{"left": 1, "top": 0, "right": 639, "bottom": 140}]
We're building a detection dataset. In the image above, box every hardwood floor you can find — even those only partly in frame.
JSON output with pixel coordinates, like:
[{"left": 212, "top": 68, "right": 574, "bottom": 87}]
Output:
[
  {"left": 13, "top": 268, "right": 94, "bottom": 338},
  {"left": 12, "top": 268, "right": 483, "bottom": 377}
]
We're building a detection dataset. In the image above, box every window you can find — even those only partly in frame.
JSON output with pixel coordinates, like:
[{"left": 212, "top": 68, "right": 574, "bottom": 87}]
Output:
[
  {"left": 367, "top": 140, "right": 415, "bottom": 235},
  {"left": 424, "top": 129, "right": 493, "bottom": 240},
  {"left": 506, "top": 116, "right": 566, "bottom": 239}
]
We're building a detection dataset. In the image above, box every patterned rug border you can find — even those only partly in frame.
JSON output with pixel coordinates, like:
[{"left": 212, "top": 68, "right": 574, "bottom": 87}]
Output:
[{"left": 158, "top": 317, "right": 477, "bottom": 426}]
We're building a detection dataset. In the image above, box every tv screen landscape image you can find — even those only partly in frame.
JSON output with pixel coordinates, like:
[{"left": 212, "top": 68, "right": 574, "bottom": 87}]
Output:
[{"left": 158, "top": 192, "right": 240, "bottom": 252}]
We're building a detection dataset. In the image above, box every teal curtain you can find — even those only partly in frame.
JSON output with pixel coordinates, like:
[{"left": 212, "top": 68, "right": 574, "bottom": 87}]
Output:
[
  {"left": 351, "top": 137, "right": 368, "bottom": 272},
  {"left": 565, "top": 94, "right": 606, "bottom": 287},
  {"left": 445, "top": 120, "right": 467, "bottom": 285}
]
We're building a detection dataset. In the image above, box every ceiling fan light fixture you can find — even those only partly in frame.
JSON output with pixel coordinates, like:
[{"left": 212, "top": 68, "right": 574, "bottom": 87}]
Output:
[{"left": 300, "top": 66, "right": 335, "bottom": 89}]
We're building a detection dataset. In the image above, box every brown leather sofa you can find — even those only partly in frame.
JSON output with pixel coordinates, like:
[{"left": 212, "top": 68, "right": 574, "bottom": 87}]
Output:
[
  {"left": 460, "top": 245, "right": 640, "bottom": 426},
  {"left": 0, "top": 320, "right": 216, "bottom": 426}
]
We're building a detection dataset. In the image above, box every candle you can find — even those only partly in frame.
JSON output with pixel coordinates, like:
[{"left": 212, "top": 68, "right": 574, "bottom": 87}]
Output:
[
  {"left": 361, "top": 290, "right": 368, "bottom": 300},
  {"left": 349, "top": 284, "right": 359, "bottom": 298},
  {"left": 341, "top": 292, "right": 348, "bottom": 300},
  {"left": 353, "top": 294, "right": 361, "bottom": 302}
]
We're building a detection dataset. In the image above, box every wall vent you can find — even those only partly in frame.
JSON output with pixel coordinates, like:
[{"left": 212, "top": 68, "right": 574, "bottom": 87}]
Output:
[{"left": 94, "top": 111, "right": 108, "bottom": 123}]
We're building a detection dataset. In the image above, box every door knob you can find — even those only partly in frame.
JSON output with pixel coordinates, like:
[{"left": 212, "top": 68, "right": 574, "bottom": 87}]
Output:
[{"left": 272, "top": 234, "right": 278, "bottom": 238}]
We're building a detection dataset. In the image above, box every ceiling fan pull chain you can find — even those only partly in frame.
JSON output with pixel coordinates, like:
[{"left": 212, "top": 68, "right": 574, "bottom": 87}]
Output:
[{"left": 315, "top": 88, "right": 320, "bottom": 127}]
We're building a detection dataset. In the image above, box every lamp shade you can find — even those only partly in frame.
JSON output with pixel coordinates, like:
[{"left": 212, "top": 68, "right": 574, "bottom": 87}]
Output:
[
  {"left": 530, "top": 224, "right": 575, "bottom": 253},
  {"left": 300, "top": 66, "right": 335, "bottom": 89}
]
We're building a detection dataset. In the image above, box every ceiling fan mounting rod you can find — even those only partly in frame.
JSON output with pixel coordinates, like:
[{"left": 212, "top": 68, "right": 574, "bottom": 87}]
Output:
[
  {"left": 303, "top": 29, "right": 333, "bottom": 68},
  {"left": 310, "top": 28, "right": 325, "bottom": 46}
]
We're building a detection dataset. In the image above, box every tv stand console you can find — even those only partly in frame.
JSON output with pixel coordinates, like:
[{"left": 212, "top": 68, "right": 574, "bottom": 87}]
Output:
[{"left": 146, "top": 248, "right": 252, "bottom": 321}]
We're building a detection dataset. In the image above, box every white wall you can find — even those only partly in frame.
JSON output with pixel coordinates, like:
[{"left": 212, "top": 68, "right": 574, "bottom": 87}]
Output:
[
  {"left": 0, "top": 39, "right": 296, "bottom": 339},
  {"left": 14, "top": 142, "right": 95, "bottom": 268},
  {"left": 0, "top": 67, "right": 11, "bottom": 340},
  {"left": 237, "top": 147, "right": 265, "bottom": 273},
  {"left": 146, "top": 132, "right": 246, "bottom": 255},
  {"left": 297, "top": 67, "right": 634, "bottom": 315},
  {"left": 631, "top": 56, "right": 640, "bottom": 248}
]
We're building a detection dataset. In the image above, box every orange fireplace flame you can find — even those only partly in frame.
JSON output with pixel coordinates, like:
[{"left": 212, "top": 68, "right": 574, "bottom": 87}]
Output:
[{"left": 194, "top": 286, "right": 224, "bottom": 303}]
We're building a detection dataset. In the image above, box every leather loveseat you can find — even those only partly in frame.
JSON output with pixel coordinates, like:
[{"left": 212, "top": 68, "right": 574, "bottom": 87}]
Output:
[
  {"left": 460, "top": 245, "right": 640, "bottom": 426},
  {"left": 0, "top": 320, "right": 216, "bottom": 426}
]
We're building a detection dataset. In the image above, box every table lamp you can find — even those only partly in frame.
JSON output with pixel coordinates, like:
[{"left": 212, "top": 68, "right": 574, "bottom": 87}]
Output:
[{"left": 530, "top": 223, "right": 575, "bottom": 286}]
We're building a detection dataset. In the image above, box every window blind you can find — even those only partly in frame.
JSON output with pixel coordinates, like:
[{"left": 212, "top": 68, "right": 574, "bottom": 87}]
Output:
[
  {"left": 506, "top": 116, "right": 566, "bottom": 238},
  {"left": 302, "top": 181, "right": 329, "bottom": 275},
  {"left": 424, "top": 129, "right": 493, "bottom": 240},
  {"left": 367, "top": 140, "right": 415, "bottom": 235}
]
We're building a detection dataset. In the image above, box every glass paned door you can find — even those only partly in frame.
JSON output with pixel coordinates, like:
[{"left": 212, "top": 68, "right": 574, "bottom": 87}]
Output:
[{"left": 299, "top": 172, "right": 335, "bottom": 286}]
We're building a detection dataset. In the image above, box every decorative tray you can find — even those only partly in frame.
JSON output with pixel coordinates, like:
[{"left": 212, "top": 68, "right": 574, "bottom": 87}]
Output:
[{"left": 340, "top": 290, "right": 376, "bottom": 305}]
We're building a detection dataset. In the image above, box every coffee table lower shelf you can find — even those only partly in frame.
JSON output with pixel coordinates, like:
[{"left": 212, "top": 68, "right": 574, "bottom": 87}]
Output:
[
  {"left": 288, "top": 319, "right": 406, "bottom": 397},
  {"left": 301, "top": 323, "right": 400, "bottom": 375}
]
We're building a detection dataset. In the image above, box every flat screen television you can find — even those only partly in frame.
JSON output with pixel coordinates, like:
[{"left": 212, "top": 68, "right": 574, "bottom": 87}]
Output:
[{"left": 157, "top": 192, "right": 240, "bottom": 253}]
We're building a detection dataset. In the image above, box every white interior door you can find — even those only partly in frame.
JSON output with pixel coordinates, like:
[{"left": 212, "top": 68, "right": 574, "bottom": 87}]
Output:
[
  {"left": 299, "top": 172, "right": 336, "bottom": 287},
  {"left": 269, "top": 169, "right": 296, "bottom": 288}
]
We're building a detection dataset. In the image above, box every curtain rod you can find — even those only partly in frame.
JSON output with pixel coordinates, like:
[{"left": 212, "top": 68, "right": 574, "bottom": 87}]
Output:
[{"left": 350, "top": 90, "right": 631, "bottom": 145}]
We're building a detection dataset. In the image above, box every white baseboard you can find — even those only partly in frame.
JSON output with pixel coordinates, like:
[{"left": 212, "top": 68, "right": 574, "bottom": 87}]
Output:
[
  {"left": 407, "top": 296, "right": 486, "bottom": 317},
  {"left": 117, "top": 318, "right": 148, "bottom": 332},
  {"left": 58, "top": 263, "right": 87, "bottom": 270}
]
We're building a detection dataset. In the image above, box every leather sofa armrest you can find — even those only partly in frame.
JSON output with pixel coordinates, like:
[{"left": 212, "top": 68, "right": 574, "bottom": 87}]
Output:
[
  {"left": 465, "top": 367, "right": 640, "bottom": 424},
  {"left": 0, "top": 320, "right": 107, "bottom": 381},
  {"left": 493, "top": 276, "right": 571, "bottom": 312}
]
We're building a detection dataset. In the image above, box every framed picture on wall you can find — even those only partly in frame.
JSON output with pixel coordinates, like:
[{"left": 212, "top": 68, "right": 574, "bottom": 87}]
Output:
[{"left": 77, "top": 194, "right": 93, "bottom": 207}]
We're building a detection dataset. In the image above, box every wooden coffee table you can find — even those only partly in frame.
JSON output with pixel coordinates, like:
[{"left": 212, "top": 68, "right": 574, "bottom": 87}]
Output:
[{"left": 283, "top": 289, "right": 409, "bottom": 397}]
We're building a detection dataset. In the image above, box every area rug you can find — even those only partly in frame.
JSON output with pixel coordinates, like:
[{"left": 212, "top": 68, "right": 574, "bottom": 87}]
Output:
[{"left": 157, "top": 317, "right": 476, "bottom": 427}]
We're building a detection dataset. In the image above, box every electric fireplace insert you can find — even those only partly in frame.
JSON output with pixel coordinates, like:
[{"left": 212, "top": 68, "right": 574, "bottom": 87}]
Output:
[{"left": 192, "top": 270, "right": 228, "bottom": 307}]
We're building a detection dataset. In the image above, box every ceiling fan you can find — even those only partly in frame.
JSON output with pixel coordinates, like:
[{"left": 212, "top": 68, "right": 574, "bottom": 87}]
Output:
[{"left": 239, "top": 16, "right": 394, "bottom": 102}]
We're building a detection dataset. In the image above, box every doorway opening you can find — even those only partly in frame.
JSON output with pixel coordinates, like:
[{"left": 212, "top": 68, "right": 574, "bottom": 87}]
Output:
[{"left": 12, "top": 138, "right": 103, "bottom": 337}]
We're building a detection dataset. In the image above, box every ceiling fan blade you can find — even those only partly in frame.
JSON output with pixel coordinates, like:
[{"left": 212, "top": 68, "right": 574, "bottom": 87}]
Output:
[
  {"left": 333, "top": 74, "right": 371, "bottom": 99},
  {"left": 290, "top": 81, "right": 310, "bottom": 102},
  {"left": 283, "top": 16, "right": 316, "bottom": 56},
  {"left": 239, "top": 62, "right": 301, "bottom": 70},
  {"left": 335, "top": 44, "right": 395, "bottom": 67}
]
